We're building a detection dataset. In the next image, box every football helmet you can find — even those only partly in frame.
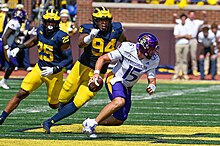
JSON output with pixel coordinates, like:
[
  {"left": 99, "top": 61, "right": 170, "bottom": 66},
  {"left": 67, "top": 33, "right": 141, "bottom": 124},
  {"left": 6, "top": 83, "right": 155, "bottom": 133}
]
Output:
[
  {"left": 42, "top": 9, "right": 60, "bottom": 36},
  {"left": 92, "top": 6, "right": 112, "bottom": 31},
  {"left": 12, "top": 9, "right": 27, "bottom": 23},
  {"left": 136, "top": 32, "right": 159, "bottom": 59}
]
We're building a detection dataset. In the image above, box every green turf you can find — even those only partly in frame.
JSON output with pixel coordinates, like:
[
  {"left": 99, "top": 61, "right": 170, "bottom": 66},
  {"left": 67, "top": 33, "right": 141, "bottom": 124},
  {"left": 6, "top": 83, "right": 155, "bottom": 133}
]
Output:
[{"left": 0, "top": 79, "right": 220, "bottom": 145}]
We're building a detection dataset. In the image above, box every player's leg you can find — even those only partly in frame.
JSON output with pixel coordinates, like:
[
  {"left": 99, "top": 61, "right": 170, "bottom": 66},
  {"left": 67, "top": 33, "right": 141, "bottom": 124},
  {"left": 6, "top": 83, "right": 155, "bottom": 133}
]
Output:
[
  {"left": 44, "top": 70, "right": 64, "bottom": 109},
  {"left": 42, "top": 62, "right": 97, "bottom": 133},
  {"left": 83, "top": 80, "right": 132, "bottom": 137},
  {"left": 0, "top": 64, "right": 43, "bottom": 124},
  {"left": 0, "top": 51, "right": 17, "bottom": 89}
]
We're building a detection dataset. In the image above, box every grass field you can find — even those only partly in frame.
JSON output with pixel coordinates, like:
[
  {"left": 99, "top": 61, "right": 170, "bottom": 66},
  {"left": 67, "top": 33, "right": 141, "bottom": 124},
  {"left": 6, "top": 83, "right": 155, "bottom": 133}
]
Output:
[{"left": 0, "top": 79, "right": 220, "bottom": 146}]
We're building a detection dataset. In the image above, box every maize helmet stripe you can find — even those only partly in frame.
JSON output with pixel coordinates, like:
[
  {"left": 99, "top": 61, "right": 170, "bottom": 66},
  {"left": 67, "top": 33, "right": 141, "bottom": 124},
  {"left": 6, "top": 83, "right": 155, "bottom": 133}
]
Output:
[
  {"left": 43, "top": 9, "right": 60, "bottom": 21},
  {"left": 92, "top": 6, "right": 112, "bottom": 19}
]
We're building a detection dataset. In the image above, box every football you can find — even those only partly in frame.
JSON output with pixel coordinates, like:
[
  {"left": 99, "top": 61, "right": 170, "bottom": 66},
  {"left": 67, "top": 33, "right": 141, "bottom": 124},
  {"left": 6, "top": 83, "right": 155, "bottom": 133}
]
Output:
[{"left": 88, "top": 77, "right": 103, "bottom": 92}]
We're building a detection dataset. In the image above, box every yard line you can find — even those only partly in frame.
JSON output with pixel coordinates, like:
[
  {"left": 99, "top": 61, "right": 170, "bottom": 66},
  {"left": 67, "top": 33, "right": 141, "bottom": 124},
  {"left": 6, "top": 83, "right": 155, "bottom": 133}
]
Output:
[
  {"left": 132, "top": 106, "right": 220, "bottom": 111},
  {"left": 133, "top": 101, "right": 220, "bottom": 105},
  {"left": 129, "top": 119, "right": 220, "bottom": 124},
  {"left": 132, "top": 85, "right": 220, "bottom": 100},
  {"left": 129, "top": 112, "right": 220, "bottom": 116}
]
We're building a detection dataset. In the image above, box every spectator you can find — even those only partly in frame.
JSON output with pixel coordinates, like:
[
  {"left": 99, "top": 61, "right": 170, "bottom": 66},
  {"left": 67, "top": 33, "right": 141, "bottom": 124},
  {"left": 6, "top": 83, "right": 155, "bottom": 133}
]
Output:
[
  {"left": 210, "top": 22, "right": 220, "bottom": 76},
  {"left": 198, "top": 26, "right": 216, "bottom": 80},
  {"left": 172, "top": 13, "right": 191, "bottom": 80},
  {"left": 174, "top": 10, "right": 207, "bottom": 77}
]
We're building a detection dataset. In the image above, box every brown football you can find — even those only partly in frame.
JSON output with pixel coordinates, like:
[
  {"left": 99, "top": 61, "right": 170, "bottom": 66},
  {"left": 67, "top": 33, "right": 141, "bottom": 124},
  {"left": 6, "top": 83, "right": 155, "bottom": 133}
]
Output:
[{"left": 88, "top": 77, "right": 103, "bottom": 92}]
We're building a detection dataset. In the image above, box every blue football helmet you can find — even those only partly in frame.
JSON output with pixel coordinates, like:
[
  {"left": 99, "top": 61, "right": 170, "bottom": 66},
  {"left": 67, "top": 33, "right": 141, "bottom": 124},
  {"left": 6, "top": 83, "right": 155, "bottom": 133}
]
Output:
[
  {"left": 92, "top": 6, "right": 112, "bottom": 31},
  {"left": 42, "top": 9, "right": 60, "bottom": 36},
  {"left": 136, "top": 32, "right": 159, "bottom": 59}
]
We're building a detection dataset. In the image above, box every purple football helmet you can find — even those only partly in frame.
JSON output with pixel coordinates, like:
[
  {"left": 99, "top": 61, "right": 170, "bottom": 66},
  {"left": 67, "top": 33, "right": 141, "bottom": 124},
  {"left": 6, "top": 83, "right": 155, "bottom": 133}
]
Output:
[
  {"left": 12, "top": 9, "right": 27, "bottom": 23},
  {"left": 136, "top": 32, "right": 159, "bottom": 58}
]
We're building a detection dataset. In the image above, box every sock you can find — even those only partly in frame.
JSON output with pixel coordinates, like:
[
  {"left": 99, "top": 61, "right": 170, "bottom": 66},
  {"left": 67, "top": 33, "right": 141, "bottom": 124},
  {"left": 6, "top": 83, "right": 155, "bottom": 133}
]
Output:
[
  {"left": 0, "top": 111, "right": 8, "bottom": 120},
  {"left": 51, "top": 102, "right": 78, "bottom": 123}
]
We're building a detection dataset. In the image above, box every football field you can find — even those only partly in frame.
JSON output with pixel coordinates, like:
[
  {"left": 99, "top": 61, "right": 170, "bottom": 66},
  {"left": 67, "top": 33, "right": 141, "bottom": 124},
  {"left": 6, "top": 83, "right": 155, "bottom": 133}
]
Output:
[{"left": 0, "top": 79, "right": 220, "bottom": 146}]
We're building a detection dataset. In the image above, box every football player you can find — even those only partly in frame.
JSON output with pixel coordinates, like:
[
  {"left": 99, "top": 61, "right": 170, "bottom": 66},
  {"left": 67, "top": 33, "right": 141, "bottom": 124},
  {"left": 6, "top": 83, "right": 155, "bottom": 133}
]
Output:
[
  {"left": 42, "top": 6, "right": 127, "bottom": 134},
  {"left": 0, "top": 8, "right": 27, "bottom": 89},
  {"left": 82, "top": 32, "right": 160, "bottom": 138},
  {"left": 0, "top": 9, "right": 71, "bottom": 125}
]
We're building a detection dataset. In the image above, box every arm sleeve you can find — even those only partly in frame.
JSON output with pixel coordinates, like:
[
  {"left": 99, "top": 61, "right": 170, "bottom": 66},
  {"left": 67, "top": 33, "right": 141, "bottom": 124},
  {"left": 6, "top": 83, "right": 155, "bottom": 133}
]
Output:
[{"left": 57, "top": 49, "right": 73, "bottom": 67}]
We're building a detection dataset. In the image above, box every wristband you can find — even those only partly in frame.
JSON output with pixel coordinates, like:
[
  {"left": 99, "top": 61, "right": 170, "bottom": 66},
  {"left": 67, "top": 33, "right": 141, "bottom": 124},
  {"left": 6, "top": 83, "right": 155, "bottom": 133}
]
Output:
[
  {"left": 18, "top": 44, "right": 25, "bottom": 49},
  {"left": 3, "top": 45, "right": 9, "bottom": 50},
  {"left": 147, "top": 84, "right": 156, "bottom": 92},
  {"left": 83, "top": 35, "right": 92, "bottom": 44},
  {"left": 94, "top": 70, "right": 100, "bottom": 74},
  {"left": 53, "top": 66, "right": 63, "bottom": 74}
]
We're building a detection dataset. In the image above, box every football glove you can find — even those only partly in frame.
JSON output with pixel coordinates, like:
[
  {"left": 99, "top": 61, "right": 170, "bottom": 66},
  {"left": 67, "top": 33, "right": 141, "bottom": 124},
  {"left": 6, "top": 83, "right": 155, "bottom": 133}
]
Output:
[
  {"left": 84, "top": 29, "right": 100, "bottom": 44},
  {"left": 10, "top": 47, "right": 20, "bottom": 57},
  {"left": 146, "top": 84, "right": 156, "bottom": 95},
  {"left": 3, "top": 45, "right": 10, "bottom": 50},
  {"left": 41, "top": 66, "right": 62, "bottom": 77}
]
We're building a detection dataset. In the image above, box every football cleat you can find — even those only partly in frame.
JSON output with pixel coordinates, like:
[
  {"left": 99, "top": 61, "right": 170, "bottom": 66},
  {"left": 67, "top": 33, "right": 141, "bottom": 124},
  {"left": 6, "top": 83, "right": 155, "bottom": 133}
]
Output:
[
  {"left": 82, "top": 118, "right": 98, "bottom": 138},
  {"left": 0, "top": 80, "right": 10, "bottom": 90},
  {"left": 42, "top": 119, "right": 53, "bottom": 134}
]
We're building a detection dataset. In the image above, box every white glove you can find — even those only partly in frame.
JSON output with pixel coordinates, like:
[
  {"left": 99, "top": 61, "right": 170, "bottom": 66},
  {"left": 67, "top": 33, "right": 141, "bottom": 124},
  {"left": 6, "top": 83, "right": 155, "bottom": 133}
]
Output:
[
  {"left": 3, "top": 45, "right": 10, "bottom": 50},
  {"left": 41, "top": 66, "right": 54, "bottom": 77},
  {"left": 10, "top": 47, "right": 20, "bottom": 57},
  {"left": 90, "top": 29, "right": 100, "bottom": 39},
  {"left": 28, "top": 27, "right": 37, "bottom": 35},
  {"left": 84, "top": 29, "right": 100, "bottom": 44}
]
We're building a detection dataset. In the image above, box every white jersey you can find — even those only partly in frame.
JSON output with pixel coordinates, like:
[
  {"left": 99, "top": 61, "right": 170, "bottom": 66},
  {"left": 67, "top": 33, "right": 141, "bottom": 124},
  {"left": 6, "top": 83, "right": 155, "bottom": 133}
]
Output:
[
  {"left": 108, "top": 42, "right": 160, "bottom": 88},
  {"left": 198, "top": 30, "right": 215, "bottom": 48},
  {"left": 2, "top": 19, "right": 21, "bottom": 46}
]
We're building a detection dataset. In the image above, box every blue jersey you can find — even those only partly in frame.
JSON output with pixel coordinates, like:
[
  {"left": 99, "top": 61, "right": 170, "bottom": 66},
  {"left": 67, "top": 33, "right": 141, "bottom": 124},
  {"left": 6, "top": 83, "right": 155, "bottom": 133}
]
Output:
[
  {"left": 78, "top": 22, "right": 124, "bottom": 74},
  {"left": 37, "top": 25, "right": 70, "bottom": 69}
]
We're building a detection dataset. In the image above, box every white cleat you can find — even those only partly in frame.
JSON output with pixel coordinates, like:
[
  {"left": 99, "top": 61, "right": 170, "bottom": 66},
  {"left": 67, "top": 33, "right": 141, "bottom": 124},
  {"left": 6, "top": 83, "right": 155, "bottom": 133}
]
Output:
[
  {"left": 82, "top": 118, "right": 98, "bottom": 138},
  {"left": 26, "top": 67, "right": 33, "bottom": 71},
  {"left": 0, "top": 80, "right": 10, "bottom": 89}
]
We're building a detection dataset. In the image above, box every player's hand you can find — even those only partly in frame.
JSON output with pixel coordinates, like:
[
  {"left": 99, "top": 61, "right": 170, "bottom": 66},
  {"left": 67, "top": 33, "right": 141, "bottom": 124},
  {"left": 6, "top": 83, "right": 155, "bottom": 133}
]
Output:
[
  {"left": 146, "top": 84, "right": 156, "bottom": 95},
  {"left": 28, "top": 27, "right": 37, "bottom": 35},
  {"left": 90, "top": 29, "right": 100, "bottom": 39},
  {"left": 3, "top": 45, "right": 10, "bottom": 50},
  {"left": 41, "top": 66, "right": 54, "bottom": 77},
  {"left": 10, "top": 47, "right": 20, "bottom": 57}
]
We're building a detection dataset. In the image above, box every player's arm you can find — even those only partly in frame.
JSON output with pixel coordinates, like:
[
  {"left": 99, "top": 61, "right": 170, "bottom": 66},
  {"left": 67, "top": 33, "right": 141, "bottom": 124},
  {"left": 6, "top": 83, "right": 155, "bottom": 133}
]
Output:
[
  {"left": 10, "top": 35, "right": 38, "bottom": 57},
  {"left": 146, "top": 77, "right": 156, "bottom": 95},
  {"left": 78, "top": 29, "right": 100, "bottom": 48},
  {"left": 2, "top": 27, "right": 13, "bottom": 50},
  {"left": 118, "top": 32, "right": 127, "bottom": 43}
]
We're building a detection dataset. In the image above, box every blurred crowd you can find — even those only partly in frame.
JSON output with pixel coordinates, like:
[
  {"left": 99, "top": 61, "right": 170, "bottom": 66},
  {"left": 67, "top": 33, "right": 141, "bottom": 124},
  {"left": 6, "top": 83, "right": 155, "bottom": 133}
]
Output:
[{"left": 94, "top": 0, "right": 220, "bottom": 6}]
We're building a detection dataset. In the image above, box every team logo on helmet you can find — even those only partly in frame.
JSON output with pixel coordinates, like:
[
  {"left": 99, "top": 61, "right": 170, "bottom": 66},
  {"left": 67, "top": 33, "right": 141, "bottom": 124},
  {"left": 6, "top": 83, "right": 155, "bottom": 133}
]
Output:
[
  {"left": 92, "top": 6, "right": 112, "bottom": 31},
  {"left": 136, "top": 32, "right": 159, "bottom": 58}
]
